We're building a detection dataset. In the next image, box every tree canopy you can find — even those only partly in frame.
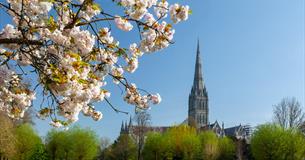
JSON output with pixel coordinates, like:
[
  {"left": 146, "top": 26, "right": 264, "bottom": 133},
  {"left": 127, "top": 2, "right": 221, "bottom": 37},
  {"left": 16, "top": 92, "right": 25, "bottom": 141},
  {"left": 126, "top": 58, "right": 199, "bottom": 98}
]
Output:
[
  {"left": 251, "top": 124, "right": 305, "bottom": 160},
  {"left": 105, "top": 134, "right": 137, "bottom": 160},
  {"left": 45, "top": 126, "right": 99, "bottom": 160},
  {"left": 142, "top": 125, "right": 236, "bottom": 160},
  {"left": 14, "top": 124, "right": 43, "bottom": 160}
]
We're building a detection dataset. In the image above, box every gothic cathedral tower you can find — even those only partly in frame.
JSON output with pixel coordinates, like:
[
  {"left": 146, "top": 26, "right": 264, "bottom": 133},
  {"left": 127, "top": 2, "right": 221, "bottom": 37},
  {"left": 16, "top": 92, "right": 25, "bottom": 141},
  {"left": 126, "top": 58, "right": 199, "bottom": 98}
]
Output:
[{"left": 188, "top": 40, "right": 209, "bottom": 128}]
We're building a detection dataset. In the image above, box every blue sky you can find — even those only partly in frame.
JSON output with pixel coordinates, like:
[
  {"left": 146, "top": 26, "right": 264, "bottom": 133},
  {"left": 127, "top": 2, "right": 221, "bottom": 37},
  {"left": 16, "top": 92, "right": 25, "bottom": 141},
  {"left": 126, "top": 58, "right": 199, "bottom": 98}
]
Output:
[{"left": 0, "top": 0, "right": 304, "bottom": 141}]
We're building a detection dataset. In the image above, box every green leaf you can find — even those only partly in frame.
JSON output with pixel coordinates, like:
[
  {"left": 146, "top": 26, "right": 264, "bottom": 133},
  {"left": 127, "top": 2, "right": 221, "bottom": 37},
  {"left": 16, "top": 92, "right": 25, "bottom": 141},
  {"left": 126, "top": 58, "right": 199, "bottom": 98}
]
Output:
[
  {"left": 116, "top": 48, "right": 127, "bottom": 56},
  {"left": 91, "top": 3, "right": 101, "bottom": 11},
  {"left": 47, "top": 16, "right": 57, "bottom": 32},
  {"left": 52, "top": 76, "right": 61, "bottom": 83},
  {"left": 78, "top": 79, "right": 88, "bottom": 84}
]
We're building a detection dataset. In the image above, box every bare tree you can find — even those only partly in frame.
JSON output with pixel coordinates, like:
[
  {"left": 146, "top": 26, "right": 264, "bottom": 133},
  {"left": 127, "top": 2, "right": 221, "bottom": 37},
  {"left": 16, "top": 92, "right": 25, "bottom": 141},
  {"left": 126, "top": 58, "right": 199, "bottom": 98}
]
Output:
[
  {"left": 98, "top": 137, "right": 111, "bottom": 160},
  {"left": 273, "top": 97, "right": 305, "bottom": 129},
  {"left": 100, "top": 137, "right": 111, "bottom": 151},
  {"left": 132, "top": 111, "right": 151, "bottom": 160}
]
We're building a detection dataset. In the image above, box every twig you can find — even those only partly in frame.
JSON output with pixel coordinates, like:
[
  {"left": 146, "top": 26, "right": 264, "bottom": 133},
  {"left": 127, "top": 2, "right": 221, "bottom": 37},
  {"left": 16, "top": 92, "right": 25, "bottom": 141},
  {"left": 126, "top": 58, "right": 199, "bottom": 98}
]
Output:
[{"left": 105, "top": 98, "right": 128, "bottom": 114}]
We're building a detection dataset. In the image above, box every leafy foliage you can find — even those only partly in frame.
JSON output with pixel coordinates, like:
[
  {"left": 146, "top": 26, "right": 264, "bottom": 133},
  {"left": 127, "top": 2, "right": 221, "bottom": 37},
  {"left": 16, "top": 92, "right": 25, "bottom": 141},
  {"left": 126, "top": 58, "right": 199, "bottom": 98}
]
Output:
[
  {"left": 45, "top": 126, "right": 99, "bottom": 160},
  {"left": 105, "top": 134, "right": 137, "bottom": 160},
  {"left": 142, "top": 125, "right": 235, "bottom": 160},
  {"left": 199, "top": 131, "right": 220, "bottom": 160},
  {"left": 251, "top": 124, "right": 305, "bottom": 160},
  {"left": 217, "top": 137, "right": 236, "bottom": 160},
  {"left": 13, "top": 124, "right": 43, "bottom": 160},
  {"left": 142, "top": 132, "right": 165, "bottom": 160},
  {"left": 28, "top": 144, "right": 49, "bottom": 160}
]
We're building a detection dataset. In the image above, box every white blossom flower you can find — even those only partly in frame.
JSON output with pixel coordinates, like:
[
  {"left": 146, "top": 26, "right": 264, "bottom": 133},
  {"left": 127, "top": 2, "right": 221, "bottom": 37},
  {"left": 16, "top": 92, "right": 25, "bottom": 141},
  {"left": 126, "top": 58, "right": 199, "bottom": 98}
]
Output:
[
  {"left": 150, "top": 93, "right": 162, "bottom": 104},
  {"left": 92, "top": 111, "right": 103, "bottom": 121},
  {"left": 79, "top": 5, "right": 100, "bottom": 21},
  {"left": 0, "top": 66, "right": 35, "bottom": 119},
  {"left": 154, "top": 1, "right": 169, "bottom": 18},
  {"left": 129, "top": 43, "right": 143, "bottom": 57},
  {"left": 124, "top": 57, "right": 138, "bottom": 73},
  {"left": 169, "top": 4, "right": 190, "bottom": 23},
  {"left": 39, "top": 2, "right": 53, "bottom": 12},
  {"left": 0, "top": 0, "right": 189, "bottom": 127},
  {"left": 114, "top": 16, "right": 133, "bottom": 31},
  {"left": 50, "top": 120, "right": 63, "bottom": 128},
  {"left": 69, "top": 27, "right": 96, "bottom": 54}
]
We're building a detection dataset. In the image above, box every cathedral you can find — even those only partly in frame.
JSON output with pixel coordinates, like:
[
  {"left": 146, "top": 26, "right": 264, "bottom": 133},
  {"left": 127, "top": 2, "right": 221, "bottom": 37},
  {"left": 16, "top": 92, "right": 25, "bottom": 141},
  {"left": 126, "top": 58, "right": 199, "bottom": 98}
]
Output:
[
  {"left": 120, "top": 40, "right": 251, "bottom": 140},
  {"left": 188, "top": 40, "right": 209, "bottom": 127}
]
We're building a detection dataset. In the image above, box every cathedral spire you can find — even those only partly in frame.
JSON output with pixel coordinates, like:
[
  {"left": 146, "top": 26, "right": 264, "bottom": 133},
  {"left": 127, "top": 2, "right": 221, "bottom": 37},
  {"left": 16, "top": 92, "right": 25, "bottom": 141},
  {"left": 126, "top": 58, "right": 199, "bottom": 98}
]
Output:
[
  {"left": 192, "top": 39, "right": 205, "bottom": 94},
  {"left": 128, "top": 116, "right": 132, "bottom": 127},
  {"left": 188, "top": 39, "right": 209, "bottom": 128},
  {"left": 120, "top": 121, "right": 124, "bottom": 134}
]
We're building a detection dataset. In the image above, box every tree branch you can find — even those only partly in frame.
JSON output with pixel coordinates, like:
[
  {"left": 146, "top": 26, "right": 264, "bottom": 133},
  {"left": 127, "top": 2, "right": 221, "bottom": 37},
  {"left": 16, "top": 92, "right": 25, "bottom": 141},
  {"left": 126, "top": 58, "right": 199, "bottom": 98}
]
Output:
[{"left": 0, "top": 38, "right": 43, "bottom": 45}]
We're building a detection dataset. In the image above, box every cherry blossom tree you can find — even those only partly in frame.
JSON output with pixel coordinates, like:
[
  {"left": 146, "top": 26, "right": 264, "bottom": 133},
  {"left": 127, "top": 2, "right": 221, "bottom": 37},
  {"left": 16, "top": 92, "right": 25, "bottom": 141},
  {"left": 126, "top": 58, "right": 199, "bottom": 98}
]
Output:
[{"left": 0, "top": 0, "right": 190, "bottom": 128}]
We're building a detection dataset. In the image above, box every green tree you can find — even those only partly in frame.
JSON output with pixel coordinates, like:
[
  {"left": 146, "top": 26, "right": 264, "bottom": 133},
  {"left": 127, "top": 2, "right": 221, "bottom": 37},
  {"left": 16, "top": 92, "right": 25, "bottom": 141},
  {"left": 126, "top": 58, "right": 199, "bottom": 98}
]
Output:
[
  {"left": 108, "top": 134, "right": 137, "bottom": 160},
  {"left": 29, "top": 144, "right": 49, "bottom": 160},
  {"left": 13, "top": 124, "right": 43, "bottom": 160},
  {"left": 14, "top": 124, "right": 42, "bottom": 160},
  {"left": 142, "top": 132, "right": 166, "bottom": 160},
  {"left": 69, "top": 127, "right": 99, "bottom": 160},
  {"left": 199, "top": 131, "right": 219, "bottom": 160},
  {"left": 143, "top": 125, "right": 201, "bottom": 160},
  {"left": 46, "top": 129, "right": 70, "bottom": 160},
  {"left": 45, "top": 126, "right": 99, "bottom": 160},
  {"left": 217, "top": 137, "right": 235, "bottom": 160},
  {"left": 165, "top": 125, "right": 201, "bottom": 160},
  {"left": 251, "top": 124, "right": 305, "bottom": 160}
]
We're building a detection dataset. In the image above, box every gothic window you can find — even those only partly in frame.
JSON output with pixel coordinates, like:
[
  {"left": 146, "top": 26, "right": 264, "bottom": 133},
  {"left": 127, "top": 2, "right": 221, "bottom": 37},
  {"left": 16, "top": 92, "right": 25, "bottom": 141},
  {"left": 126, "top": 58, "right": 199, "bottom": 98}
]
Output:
[
  {"left": 197, "top": 116, "right": 199, "bottom": 124},
  {"left": 199, "top": 114, "right": 201, "bottom": 124},
  {"left": 199, "top": 101, "right": 201, "bottom": 109}
]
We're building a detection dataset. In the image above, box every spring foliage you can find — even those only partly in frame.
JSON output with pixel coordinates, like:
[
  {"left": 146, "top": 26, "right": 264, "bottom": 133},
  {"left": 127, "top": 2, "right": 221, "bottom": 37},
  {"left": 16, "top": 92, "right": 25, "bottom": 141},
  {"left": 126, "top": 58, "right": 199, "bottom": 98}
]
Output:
[{"left": 251, "top": 124, "right": 305, "bottom": 160}]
